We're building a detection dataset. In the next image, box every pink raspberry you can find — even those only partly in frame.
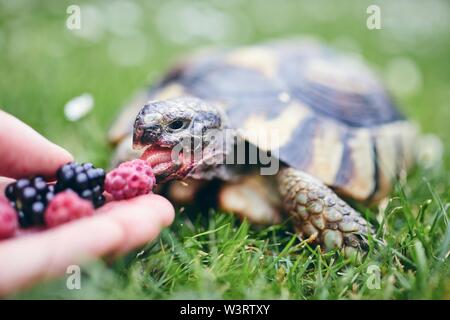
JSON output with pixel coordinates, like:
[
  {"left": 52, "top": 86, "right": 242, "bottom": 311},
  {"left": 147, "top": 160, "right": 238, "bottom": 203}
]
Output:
[
  {"left": 105, "top": 159, "right": 156, "bottom": 200},
  {"left": 45, "top": 190, "right": 94, "bottom": 228},
  {"left": 0, "top": 196, "right": 18, "bottom": 240}
]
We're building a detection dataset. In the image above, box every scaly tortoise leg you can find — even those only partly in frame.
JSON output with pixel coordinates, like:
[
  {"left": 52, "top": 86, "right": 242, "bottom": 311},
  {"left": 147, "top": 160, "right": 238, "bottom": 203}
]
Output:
[{"left": 277, "top": 168, "right": 373, "bottom": 255}]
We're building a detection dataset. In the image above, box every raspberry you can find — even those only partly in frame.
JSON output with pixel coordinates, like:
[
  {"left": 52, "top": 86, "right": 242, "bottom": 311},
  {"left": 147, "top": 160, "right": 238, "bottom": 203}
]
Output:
[
  {"left": 55, "top": 162, "right": 106, "bottom": 208},
  {"left": 105, "top": 159, "right": 156, "bottom": 200},
  {"left": 5, "top": 176, "right": 55, "bottom": 228},
  {"left": 45, "top": 190, "right": 94, "bottom": 228},
  {"left": 0, "top": 197, "right": 18, "bottom": 240}
]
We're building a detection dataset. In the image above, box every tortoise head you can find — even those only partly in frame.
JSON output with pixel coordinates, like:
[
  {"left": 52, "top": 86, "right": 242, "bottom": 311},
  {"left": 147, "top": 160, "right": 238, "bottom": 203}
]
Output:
[{"left": 133, "top": 97, "right": 230, "bottom": 183}]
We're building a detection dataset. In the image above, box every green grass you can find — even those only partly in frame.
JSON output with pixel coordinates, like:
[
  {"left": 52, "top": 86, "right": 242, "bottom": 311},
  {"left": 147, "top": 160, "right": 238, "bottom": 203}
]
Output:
[
  {"left": 16, "top": 171, "right": 450, "bottom": 299},
  {"left": 1, "top": 0, "right": 449, "bottom": 299}
]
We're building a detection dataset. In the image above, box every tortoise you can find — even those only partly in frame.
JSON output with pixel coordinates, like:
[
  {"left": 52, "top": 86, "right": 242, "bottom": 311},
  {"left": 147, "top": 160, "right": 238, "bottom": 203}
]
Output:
[{"left": 108, "top": 38, "right": 420, "bottom": 254}]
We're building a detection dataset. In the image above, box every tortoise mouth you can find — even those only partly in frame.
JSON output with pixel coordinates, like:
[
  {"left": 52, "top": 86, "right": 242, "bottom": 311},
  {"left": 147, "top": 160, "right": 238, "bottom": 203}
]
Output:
[{"left": 140, "top": 145, "right": 192, "bottom": 183}]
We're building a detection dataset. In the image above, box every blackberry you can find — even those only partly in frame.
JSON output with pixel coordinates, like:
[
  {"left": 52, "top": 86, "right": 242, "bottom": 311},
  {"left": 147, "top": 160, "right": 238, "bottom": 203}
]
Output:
[
  {"left": 55, "top": 162, "right": 106, "bottom": 208},
  {"left": 5, "top": 177, "right": 55, "bottom": 228}
]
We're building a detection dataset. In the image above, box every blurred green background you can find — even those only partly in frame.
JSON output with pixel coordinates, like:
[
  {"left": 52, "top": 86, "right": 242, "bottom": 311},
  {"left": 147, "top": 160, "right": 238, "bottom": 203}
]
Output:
[
  {"left": 0, "top": 0, "right": 449, "bottom": 299},
  {"left": 1, "top": 0, "right": 449, "bottom": 168}
]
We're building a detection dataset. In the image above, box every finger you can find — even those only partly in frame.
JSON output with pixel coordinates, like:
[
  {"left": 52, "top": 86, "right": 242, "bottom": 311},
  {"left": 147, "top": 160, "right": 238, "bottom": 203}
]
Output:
[
  {"left": 97, "top": 194, "right": 175, "bottom": 254},
  {"left": 0, "top": 110, "right": 73, "bottom": 179},
  {"left": 0, "top": 194, "right": 174, "bottom": 296}
]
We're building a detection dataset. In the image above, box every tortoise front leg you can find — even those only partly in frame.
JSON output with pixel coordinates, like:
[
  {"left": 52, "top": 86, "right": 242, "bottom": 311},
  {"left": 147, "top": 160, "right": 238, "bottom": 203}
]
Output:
[
  {"left": 277, "top": 167, "right": 373, "bottom": 255},
  {"left": 219, "top": 175, "right": 282, "bottom": 225}
]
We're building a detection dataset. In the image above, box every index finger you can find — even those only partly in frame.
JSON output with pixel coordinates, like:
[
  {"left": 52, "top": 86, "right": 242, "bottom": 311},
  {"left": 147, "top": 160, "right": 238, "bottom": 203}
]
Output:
[{"left": 0, "top": 110, "right": 73, "bottom": 179}]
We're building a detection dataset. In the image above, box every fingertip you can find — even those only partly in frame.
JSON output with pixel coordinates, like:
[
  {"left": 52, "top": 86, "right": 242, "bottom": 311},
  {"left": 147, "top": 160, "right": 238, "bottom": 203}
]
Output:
[
  {"left": 40, "top": 140, "right": 74, "bottom": 174},
  {"left": 53, "top": 143, "right": 74, "bottom": 165}
]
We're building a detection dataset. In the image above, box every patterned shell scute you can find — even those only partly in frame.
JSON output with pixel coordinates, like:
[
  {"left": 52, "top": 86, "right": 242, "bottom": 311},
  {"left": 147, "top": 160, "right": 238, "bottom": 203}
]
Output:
[{"left": 277, "top": 44, "right": 404, "bottom": 127}]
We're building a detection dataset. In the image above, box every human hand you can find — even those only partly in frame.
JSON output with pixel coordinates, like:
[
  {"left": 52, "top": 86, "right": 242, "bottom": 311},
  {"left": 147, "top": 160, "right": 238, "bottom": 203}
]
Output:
[{"left": 0, "top": 110, "right": 175, "bottom": 296}]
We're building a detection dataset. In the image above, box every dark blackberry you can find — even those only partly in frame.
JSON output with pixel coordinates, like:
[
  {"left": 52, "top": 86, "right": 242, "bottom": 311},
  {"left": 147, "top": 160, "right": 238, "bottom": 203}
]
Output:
[
  {"left": 94, "top": 194, "right": 106, "bottom": 208},
  {"left": 55, "top": 162, "right": 106, "bottom": 208},
  {"left": 5, "top": 176, "right": 55, "bottom": 228}
]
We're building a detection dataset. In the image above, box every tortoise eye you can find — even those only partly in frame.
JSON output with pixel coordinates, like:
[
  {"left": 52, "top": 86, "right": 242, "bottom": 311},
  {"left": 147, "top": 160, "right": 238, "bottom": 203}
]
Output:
[{"left": 167, "top": 119, "right": 189, "bottom": 132}]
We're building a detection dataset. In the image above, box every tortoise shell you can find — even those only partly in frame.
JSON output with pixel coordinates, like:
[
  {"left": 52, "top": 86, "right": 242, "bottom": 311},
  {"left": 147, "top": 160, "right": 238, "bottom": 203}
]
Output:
[{"left": 109, "top": 39, "right": 418, "bottom": 202}]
